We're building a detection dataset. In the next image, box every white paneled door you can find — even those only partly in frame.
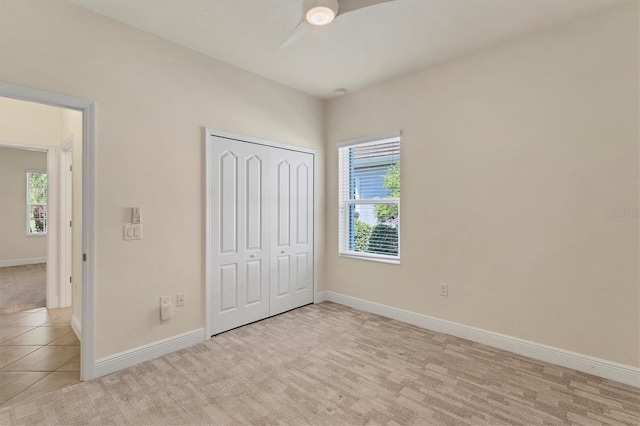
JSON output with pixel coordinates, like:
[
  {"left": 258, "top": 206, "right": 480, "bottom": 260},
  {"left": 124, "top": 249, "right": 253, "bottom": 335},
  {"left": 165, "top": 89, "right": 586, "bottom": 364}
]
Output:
[
  {"left": 269, "top": 148, "right": 314, "bottom": 316},
  {"left": 207, "top": 134, "right": 314, "bottom": 336},
  {"left": 208, "top": 137, "right": 271, "bottom": 335}
]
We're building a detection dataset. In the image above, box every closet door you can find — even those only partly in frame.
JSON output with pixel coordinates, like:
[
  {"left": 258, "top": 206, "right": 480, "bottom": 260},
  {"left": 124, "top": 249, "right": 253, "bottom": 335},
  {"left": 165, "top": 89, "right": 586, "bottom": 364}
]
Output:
[
  {"left": 269, "top": 148, "right": 314, "bottom": 316},
  {"left": 209, "top": 136, "right": 270, "bottom": 335}
]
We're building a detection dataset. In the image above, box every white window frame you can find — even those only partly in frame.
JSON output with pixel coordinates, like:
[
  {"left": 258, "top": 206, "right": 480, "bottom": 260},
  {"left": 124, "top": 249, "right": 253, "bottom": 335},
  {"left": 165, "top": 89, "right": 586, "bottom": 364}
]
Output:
[
  {"left": 26, "top": 169, "right": 48, "bottom": 237},
  {"left": 337, "top": 131, "right": 401, "bottom": 264}
]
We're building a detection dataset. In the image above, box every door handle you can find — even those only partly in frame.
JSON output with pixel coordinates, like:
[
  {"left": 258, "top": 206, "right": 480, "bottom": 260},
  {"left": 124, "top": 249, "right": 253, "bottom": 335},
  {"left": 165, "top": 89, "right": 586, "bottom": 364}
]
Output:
[
  {"left": 281, "top": 250, "right": 285, "bottom": 254},
  {"left": 250, "top": 254, "right": 256, "bottom": 258}
]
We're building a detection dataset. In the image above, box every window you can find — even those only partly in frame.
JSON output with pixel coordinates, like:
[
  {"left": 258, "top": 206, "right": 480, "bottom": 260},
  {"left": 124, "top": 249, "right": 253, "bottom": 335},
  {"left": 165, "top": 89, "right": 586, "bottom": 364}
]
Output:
[
  {"left": 27, "top": 171, "right": 48, "bottom": 236},
  {"left": 338, "top": 133, "right": 400, "bottom": 263}
]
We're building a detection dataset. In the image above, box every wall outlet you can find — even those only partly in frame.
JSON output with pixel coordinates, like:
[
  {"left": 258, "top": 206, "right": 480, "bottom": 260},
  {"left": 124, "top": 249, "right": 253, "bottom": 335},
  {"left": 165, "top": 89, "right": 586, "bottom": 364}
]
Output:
[
  {"left": 440, "top": 283, "right": 448, "bottom": 297},
  {"left": 160, "top": 296, "right": 172, "bottom": 320},
  {"left": 177, "top": 293, "right": 185, "bottom": 307}
]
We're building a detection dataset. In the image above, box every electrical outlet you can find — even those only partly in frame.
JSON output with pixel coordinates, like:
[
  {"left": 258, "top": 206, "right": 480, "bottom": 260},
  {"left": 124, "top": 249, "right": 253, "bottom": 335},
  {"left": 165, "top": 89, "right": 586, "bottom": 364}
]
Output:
[
  {"left": 440, "top": 283, "right": 448, "bottom": 297},
  {"left": 160, "top": 296, "right": 172, "bottom": 321},
  {"left": 177, "top": 293, "right": 185, "bottom": 307}
]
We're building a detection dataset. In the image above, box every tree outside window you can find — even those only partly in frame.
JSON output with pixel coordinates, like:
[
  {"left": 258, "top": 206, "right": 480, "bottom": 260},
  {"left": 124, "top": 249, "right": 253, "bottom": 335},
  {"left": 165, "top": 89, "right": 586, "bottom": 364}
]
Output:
[
  {"left": 27, "top": 171, "right": 48, "bottom": 235},
  {"left": 354, "top": 162, "right": 399, "bottom": 256}
]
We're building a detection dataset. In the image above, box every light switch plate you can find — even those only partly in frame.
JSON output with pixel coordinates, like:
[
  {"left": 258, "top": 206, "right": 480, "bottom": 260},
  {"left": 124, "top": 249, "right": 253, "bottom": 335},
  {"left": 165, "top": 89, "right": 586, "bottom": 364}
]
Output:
[
  {"left": 131, "top": 207, "right": 141, "bottom": 224},
  {"left": 124, "top": 224, "right": 142, "bottom": 240}
]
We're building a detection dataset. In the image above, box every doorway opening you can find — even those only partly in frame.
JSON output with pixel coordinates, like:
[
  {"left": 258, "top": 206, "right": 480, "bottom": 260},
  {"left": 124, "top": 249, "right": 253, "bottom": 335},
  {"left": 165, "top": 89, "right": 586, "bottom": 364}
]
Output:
[
  {"left": 0, "top": 97, "right": 82, "bottom": 314},
  {"left": 0, "top": 80, "right": 96, "bottom": 385},
  {"left": 0, "top": 93, "right": 88, "bottom": 406}
]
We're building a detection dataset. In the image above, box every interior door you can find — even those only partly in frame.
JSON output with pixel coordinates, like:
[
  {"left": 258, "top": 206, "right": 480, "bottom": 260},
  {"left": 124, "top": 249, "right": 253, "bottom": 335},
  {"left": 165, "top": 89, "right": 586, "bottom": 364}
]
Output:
[
  {"left": 60, "top": 147, "right": 73, "bottom": 307},
  {"left": 209, "top": 136, "right": 270, "bottom": 335},
  {"left": 269, "top": 148, "right": 314, "bottom": 316}
]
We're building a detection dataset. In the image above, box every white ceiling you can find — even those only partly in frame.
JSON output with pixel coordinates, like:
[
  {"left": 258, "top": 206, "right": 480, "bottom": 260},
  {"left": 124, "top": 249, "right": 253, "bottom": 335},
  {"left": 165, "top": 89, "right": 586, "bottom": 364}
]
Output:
[{"left": 68, "top": 0, "right": 626, "bottom": 99}]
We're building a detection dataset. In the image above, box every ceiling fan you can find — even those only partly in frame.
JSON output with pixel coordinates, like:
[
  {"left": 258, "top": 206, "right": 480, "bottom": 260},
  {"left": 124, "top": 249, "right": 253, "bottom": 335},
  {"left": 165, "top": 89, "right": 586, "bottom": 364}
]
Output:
[{"left": 279, "top": 0, "right": 397, "bottom": 49}]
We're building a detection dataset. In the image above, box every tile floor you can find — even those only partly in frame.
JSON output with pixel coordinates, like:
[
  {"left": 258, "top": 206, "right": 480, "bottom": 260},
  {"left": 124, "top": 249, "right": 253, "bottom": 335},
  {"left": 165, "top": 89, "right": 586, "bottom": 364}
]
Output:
[{"left": 0, "top": 307, "right": 80, "bottom": 408}]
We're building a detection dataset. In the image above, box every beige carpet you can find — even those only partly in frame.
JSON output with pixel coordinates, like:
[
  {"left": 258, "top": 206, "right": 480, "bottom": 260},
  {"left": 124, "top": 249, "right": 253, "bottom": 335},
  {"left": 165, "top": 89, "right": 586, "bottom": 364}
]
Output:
[
  {"left": 0, "top": 302, "right": 638, "bottom": 425},
  {"left": 0, "top": 264, "right": 47, "bottom": 315}
]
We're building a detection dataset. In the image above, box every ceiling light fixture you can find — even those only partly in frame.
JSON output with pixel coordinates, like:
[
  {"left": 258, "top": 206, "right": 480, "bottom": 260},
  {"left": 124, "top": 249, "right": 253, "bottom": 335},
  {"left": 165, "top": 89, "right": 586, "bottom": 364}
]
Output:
[
  {"left": 304, "top": 0, "right": 339, "bottom": 26},
  {"left": 306, "top": 6, "right": 335, "bottom": 26},
  {"left": 334, "top": 88, "right": 348, "bottom": 96}
]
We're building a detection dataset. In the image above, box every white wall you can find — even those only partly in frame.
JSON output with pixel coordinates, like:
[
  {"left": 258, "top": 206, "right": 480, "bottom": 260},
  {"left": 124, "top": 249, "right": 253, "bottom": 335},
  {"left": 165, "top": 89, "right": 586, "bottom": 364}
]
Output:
[
  {"left": 0, "top": 0, "right": 325, "bottom": 358},
  {"left": 326, "top": 3, "right": 639, "bottom": 367},
  {"left": 0, "top": 147, "right": 48, "bottom": 261}
]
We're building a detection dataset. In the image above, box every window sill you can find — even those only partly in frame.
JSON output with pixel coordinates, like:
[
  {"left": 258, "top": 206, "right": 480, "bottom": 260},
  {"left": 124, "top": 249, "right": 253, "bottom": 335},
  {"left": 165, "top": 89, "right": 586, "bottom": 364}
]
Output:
[
  {"left": 339, "top": 253, "right": 400, "bottom": 265},
  {"left": 27, "top": 233, "right": 47, "bottom": 238}
]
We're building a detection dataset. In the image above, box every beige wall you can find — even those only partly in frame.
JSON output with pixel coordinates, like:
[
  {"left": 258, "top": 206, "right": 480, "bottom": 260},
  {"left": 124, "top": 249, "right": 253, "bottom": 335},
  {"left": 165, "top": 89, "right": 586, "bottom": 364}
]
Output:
[
  {"left": 0, "top": 0, "right": 325, "bottom": 358},
  {"left": 326, "top": 3, "right": 639, "bottom": 367},
  {"left": 0, "top": 147, "right": 48, "bottom": 261},
  {"left": 0, "top": 97, "right": 61, "bottom": 266},
  {"left": 60, "top": 109, "right": 83, "bottom": 322},
  {"left": 0, "top": 98, "right": 63, "bottom": 147}
]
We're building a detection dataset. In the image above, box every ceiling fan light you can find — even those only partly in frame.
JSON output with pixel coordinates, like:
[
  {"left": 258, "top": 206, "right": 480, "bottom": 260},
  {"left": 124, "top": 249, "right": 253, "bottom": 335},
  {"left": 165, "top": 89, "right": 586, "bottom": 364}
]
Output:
[{"left": 306, "top": 6, "right": 335, "bottom": 26}]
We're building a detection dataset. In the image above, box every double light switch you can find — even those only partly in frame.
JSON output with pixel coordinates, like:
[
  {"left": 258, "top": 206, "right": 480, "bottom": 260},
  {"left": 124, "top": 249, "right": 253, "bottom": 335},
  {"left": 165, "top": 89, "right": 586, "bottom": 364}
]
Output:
[
  {"left": 124, "top": 224, "right": 141, "bottom": 240},
  {"left": 124, "top": 207, "right": 142, "bottom": 240}
]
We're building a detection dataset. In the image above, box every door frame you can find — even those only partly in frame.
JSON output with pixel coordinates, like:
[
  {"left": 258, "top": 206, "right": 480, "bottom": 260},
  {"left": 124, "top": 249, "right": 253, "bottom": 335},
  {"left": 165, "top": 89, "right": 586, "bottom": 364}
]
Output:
[
  {"left": 59, "top": 136, "right": 73, "bottom": 307},
  {"left": 204, "top": 128, "right": 319, "bottom": 339},
  {"left": 0, "top": 81, "right": 97, "bottom": 381},
  {"left": 0, "top": 140, "right": 57, "bottom": 308}
]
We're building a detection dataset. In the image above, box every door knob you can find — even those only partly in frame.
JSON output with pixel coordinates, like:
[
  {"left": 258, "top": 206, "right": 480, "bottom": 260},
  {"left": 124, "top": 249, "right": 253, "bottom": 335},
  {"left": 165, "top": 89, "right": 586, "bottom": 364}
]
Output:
[
  {"left": 250, "top": 254, "right": 256, "bottom": 258},
  {"left": 281, "top": 250, "right": 285, "bottom": 254}
]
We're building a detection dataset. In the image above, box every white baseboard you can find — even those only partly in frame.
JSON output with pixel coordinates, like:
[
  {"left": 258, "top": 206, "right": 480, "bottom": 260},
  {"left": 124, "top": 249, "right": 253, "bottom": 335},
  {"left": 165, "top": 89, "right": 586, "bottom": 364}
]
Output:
[
  {"left": 71, "top": 314, "right": 81, "bottom": 342},
  {"left": 0, "top": 257, "right": 47, "bottom": 268},
  {"left": 314, "top": 291, "right": 326, "bottom": 303},
  {"left": 94, "top": 328, "right": 205, "bottom": 379},
  {"left": 319, "top": 291, "right": 640, "bottom": 388}
]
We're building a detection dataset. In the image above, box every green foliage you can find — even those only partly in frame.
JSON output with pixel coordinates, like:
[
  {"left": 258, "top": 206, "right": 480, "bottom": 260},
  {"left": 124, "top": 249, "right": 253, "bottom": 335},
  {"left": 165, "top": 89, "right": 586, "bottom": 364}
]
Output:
[
  {"left": 374, "top": 163, "right": 399, "bottom": 224},
  {"left": 349, "top": 163, "right": 400, "bottom": 255},
  {"left": 28, "top": 173, "right": 47, "bottom": 204},
  {"left": 27, "top": 172, "right": 47, "bottom": 234},
  {"left": 383, "top": 163, "right": 400, "bottom": 197},
  {"left": 367, "top": 224, "right": 398, "bottom": 255},
  {"left": 353, "top": 218, "right": 372, "bottom": 252}
]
